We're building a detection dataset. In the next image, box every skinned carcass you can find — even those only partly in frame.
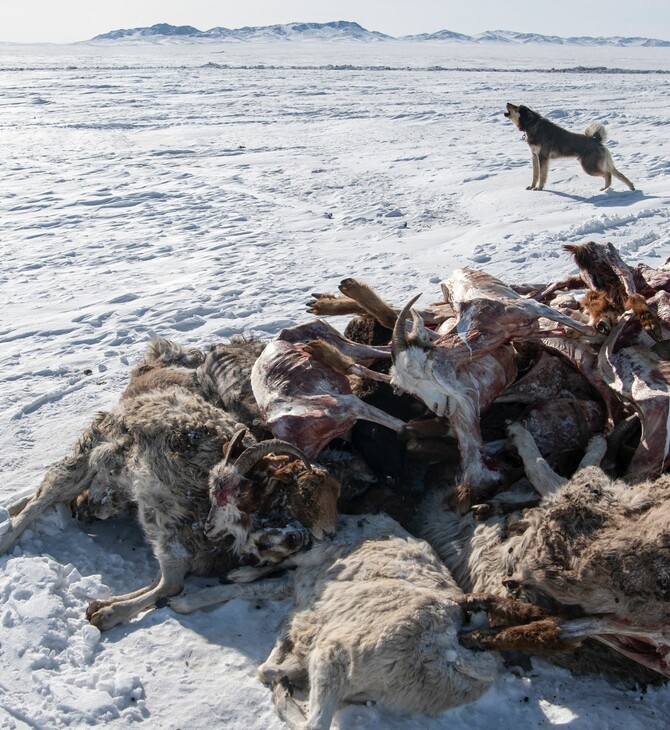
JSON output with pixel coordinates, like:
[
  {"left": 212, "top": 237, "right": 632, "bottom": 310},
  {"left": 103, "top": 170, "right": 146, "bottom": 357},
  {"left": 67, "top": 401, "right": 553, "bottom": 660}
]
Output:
[
  {"left": 250, "top": 320, "right": 406, "bottom": 459},
  {"left": 390, "top": 269, "right": 594, "bottom": 495},
  {"left": 598, "top": 312, "right": 670, "bottom": 478}
]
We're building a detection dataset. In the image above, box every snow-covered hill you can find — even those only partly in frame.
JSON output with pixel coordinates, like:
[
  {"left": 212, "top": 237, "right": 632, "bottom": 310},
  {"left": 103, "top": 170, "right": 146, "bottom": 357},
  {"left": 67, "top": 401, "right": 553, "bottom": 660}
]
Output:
[
  {"left": 93, "top": 21, "right": 392, "bottom": 43},
  {"left": 90, "top": 21, "right": 670, "bottom": 46}
]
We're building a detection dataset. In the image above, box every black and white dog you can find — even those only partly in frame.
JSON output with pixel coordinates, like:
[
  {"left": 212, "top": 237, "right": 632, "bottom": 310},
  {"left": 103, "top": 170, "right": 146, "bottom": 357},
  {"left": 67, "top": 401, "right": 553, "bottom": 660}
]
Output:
[{"left": 505, "top": 103, "right": 635, "bottom": 192}]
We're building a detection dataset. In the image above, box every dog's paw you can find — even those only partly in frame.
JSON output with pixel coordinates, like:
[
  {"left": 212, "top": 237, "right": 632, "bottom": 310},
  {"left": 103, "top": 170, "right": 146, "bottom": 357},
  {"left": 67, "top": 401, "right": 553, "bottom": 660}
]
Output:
[{"left": 526, "top": 185, "right": 536, "bottom": 190}]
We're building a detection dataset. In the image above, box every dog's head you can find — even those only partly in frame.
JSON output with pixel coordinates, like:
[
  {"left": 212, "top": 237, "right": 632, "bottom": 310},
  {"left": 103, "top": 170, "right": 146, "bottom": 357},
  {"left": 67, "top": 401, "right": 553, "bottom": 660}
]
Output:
[{"left": 504, "top": 103, "right": 537, "bottom": 132}]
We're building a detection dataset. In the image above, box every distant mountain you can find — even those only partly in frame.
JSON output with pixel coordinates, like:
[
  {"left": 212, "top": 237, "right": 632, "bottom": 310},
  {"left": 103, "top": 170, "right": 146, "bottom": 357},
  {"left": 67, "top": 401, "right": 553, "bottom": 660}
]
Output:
[
  {"left": 93, "top": 21, "right": 392, "bottom": 43},
  {"left": 403, "top": 28, "right": 670, "bottom": 47},
  {"left": 90, "top": 22, "right": 670, "bottom": 47}
]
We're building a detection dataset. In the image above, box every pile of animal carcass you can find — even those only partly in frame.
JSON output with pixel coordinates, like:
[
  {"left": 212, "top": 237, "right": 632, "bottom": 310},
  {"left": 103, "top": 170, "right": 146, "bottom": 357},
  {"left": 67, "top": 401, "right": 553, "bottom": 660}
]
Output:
[{"left": 3, "top": 241, "right": 670, "bottom": 729}]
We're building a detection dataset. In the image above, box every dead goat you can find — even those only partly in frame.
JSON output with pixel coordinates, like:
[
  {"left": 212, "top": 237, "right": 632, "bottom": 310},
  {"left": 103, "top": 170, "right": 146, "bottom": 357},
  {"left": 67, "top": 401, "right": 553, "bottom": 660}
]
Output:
[
  {"left": 415, "top": 422, "right": 670, "bottom": 682},
  {"left": 204, "top": 435, "right": 341, "bottom": 551},
  {"left": 0, "top": 335, "right": 206, "bottom": 553},
  {"left": 197, "top": 336, "right": 270, "bottom": 439},
  {"left": 170, "top": 512, "right": 612, "bottom": 729},
  {"left": 390, "top": 269, "right": 594, "bottom": 496},
  {"left": 1, "top": 338, "right": 326, "bottom": 630}
]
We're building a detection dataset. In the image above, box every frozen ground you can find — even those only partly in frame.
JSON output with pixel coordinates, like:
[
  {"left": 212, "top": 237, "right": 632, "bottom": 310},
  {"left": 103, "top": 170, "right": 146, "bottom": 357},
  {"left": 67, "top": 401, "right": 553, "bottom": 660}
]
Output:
[{"left": 0, "top": 40, "right": 669, "bottom": 729}]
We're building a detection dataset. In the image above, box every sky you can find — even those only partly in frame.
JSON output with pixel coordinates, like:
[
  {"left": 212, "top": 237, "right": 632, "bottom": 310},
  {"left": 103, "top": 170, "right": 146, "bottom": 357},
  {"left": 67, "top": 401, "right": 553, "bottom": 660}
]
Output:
[{"left": 1, "top": 0, "right": 669, "bottom": 44}]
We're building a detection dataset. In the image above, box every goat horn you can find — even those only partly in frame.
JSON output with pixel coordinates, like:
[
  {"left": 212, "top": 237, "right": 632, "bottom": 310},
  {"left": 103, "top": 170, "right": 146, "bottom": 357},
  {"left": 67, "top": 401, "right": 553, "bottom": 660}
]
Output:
[
  {"left": 234, "top": 440, "right": 313, "bottom": 476},
  {"left": 222, "top": 427, "right": 247, "bottom": 469},
  {"left": 392, "top": 294, "right": 421, "bottom": 359},
  {"left": 607, "top": 415, "right": 640, "bottom": 455}
]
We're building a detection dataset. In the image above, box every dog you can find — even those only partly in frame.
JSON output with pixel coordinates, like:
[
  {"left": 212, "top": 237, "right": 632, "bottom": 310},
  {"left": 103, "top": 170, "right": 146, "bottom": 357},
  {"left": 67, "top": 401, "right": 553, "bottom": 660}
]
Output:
[{"left": 504, "top": 103, "right": 635, "bottom": 192}]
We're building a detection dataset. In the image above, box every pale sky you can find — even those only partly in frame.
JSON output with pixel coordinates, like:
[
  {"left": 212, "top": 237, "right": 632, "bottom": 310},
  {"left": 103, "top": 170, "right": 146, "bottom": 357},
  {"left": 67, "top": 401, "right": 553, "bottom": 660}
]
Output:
[{"left": 1, "top": 1, "right": 669, "bottom": 44}]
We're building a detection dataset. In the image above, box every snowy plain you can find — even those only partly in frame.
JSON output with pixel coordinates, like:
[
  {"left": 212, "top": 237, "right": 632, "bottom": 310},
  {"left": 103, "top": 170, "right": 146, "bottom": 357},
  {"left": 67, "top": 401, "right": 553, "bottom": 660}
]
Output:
[{"left": 0, "top": 38, "right": 669, "bottom": 729}]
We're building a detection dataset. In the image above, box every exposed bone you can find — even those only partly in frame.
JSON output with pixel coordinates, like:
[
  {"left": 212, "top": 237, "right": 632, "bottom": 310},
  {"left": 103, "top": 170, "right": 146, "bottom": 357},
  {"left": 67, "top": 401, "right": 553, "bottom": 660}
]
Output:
[{"left": 598, "top": 312, "right": 670, "bottom": 478}]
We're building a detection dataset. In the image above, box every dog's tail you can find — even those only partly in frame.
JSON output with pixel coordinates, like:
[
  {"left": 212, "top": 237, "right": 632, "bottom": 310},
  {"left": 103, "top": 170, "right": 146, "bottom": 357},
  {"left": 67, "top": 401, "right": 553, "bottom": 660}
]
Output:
[{"left": 584, "top": 122, "right": 608, "bottom": 144}]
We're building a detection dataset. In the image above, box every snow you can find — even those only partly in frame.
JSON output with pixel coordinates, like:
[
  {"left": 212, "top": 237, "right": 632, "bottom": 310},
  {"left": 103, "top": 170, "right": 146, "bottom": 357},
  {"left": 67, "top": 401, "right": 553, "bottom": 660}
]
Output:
[{"left": 0, "top": 39, "right": 669, "bottom": 729}]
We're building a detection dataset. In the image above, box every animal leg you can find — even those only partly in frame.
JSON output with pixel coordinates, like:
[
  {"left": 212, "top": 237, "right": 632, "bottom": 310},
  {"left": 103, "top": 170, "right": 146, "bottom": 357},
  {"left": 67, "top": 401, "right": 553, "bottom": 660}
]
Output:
[
  {"left": 612, "top": 167, "right": 635, "bottom": 190},
  {"left": 87, "top": 554, "right": 189, "bottom": 630},
  {"left": 537, "top": 155, "right": 549, "bottom": 190},
  {"left": 460, "top": 619, "right": 576, "bottom": 653},
  {"left": 455, "top": 593, "right": 548, "bottom": 625},
  {"left": 306, "top": 293, "right": 365, "bottom": 318},
  {"left": 282, "top": 319, "right": 391, "bottom": 362},
  {"left": 527, "top": 153, "right": 540, "bottom": 190},
  {"left": 0, "top": 421, "right": 108, "bottom": 554},
  {"left": 338, "top": 277, "right": 399, "bottom": 330},
  {"left": 169, "top": 573, "right": 293, "bottom": 614},
  {"left": 302, "top": 340, "right": 392, "bottom": 385},
  {"left": 6, "top": 494, "right": 31, "bottom": 517},
  {"left": 507, "top": 422, "right": 566, "bottom": 498},
  {"left": 348, "top": 395, "right": 406, "bottom": 433},
  {"left": 599, "top": 172, "right": 612, "bottom": 191},
  {"left": 88, "top": 573, "right": 162, "bottom": 612},
  {"left": 577, "top": 434, "right": 607, "bottom": 469},
  {"left": 272, "top": 677, "right": 309, "bottom": 730},
  {"left": 259, "top": 633, "right": 307, "bottom": 685},
  {"left": 626, "top": 294, "right": 664, "bottom": 342},
  {"left": 300, "top": 642, "right": 350, "bottom": 730}
]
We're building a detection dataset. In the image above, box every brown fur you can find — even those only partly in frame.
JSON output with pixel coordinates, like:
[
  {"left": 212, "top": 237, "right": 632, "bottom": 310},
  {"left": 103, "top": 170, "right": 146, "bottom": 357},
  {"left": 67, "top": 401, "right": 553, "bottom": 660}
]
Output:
[
  {"left": 236, "top": 455, "right": 341, "bottom": 541},
  {"left": 580, "top": 290, "right": 619, "bottom": 335},
  {"left": 415, "top": 431, "right": 670, "bottom": 682},
  {"left": 626, "top": 294, "right": 664, "bottom": 341}
]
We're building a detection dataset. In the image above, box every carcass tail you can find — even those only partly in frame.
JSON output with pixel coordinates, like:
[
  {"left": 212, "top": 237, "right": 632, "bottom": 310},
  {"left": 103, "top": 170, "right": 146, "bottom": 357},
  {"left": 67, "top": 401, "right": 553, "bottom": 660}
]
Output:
[{"left": 143, "top": 336, "right": 204, "bottom": 368}]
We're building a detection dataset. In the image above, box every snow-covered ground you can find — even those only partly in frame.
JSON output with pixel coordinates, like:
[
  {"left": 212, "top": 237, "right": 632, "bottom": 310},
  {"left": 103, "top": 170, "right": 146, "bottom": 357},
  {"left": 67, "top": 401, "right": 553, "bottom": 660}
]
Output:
[{"left": 0, "top": 40, "right": 669, "bottom": 729}]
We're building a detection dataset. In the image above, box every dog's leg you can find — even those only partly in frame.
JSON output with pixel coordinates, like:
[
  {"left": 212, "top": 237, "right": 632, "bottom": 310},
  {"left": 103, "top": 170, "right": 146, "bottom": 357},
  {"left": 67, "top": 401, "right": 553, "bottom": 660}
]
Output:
[
  {"left": 599, "top": 172, "right": 612, "bottom": 191},
  {"left": 612, "top": 167, "right": 635, "bottom": 190},
  {"left": 527, "top": 153, "right": 540, "bottom": 190},
  {"left": 537, "top": 154, "right": 550, "bottom": 190}
]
